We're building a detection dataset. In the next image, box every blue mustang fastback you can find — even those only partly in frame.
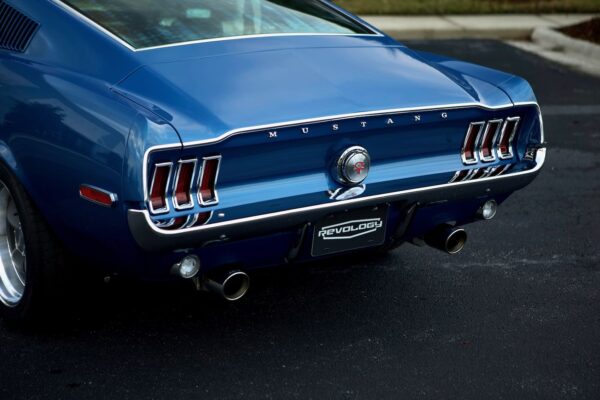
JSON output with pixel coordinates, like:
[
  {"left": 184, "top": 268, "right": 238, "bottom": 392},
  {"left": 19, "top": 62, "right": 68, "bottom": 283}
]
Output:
[{"left": 0, "top": 0, "right": 545, "bottom": 321}]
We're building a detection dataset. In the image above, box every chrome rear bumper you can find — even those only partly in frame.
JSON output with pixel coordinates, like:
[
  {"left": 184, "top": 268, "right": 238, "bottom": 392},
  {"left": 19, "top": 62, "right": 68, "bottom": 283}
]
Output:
[{"left": 128, "top": 149, "right": 545, "bottom": 251}]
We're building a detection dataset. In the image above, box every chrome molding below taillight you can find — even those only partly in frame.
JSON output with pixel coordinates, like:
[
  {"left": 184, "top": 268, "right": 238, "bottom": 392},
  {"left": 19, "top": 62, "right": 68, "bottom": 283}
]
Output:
[
  {"left": 148, "top": 162, "right": 173, "bottom": 215},
  {"left": 461, "top": 122, "right": 485, "bottom": 165},
  {"left": 463, "top": 169, "right": 479, "bottom": 181},
  {"left": 497, "top": 117, "right": 520, "bottom": 160},
  {"left": 481, "top": 167, "right": 495, "bottom": 178},
  {"left": 155, "top": 218, "right": 176, "bottom": 228},
  {"left": 478, "top": 119, "right": 503, "bottom": 163},
  {"left": 198, "top": 155, "right": 222, "bottom": 207},
  {"left": 449, "top": 170, "right": 463, "bottom": 183},
  {"left": 448, "top": 163, "right": 514, "bottom": 183},
  {"left": 153, "top": 212, "right": 212, "bottom": 231},
  {"left": 173, "top": 159, "right": 198, "bottom": 211},
  {"left": 496, "top": 164, "right": 511, "bottom": 176}
]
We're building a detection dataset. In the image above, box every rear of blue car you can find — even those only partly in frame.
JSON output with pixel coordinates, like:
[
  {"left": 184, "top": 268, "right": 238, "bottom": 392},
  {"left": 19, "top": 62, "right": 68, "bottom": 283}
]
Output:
[{"left": 0, "top": 0, "right": 545, "bottom": 322}]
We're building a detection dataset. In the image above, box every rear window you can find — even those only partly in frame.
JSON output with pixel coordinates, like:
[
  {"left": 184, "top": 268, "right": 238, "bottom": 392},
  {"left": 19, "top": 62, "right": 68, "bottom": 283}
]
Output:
[{"left": 61, "top": 0, "right": 374, "bottom": 49}]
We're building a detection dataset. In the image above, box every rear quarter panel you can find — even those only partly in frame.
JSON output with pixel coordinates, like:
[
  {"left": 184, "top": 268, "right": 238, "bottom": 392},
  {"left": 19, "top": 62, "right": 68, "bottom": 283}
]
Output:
[{"left": 0, "top": 0, "right": 170, "bottom": 266}]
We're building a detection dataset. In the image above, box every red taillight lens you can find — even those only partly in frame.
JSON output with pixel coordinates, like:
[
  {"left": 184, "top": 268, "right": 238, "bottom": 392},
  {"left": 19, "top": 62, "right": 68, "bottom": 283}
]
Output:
[
  {"left": 461, "top": 122, "right": 484, "bottom": 164},
  {"left": 174, "top": 160, "right": 196, "bottom": 209},
  {"left": 498, "top": 117, "right": 520, "bottom": 159},
  {"left": 149, "top": 163, "right": 172, "bottom": 213},
  {"left": 198, "top": 156, "right": 221, "bottom": 205},
  {"left": 479, "top": 120, "right": 502, "bottom": 162}
]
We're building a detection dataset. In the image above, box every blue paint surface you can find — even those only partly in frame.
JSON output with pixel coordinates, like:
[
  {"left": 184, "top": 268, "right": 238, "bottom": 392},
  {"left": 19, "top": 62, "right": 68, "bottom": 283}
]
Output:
[{"left": 0, "top": 1, "right": 543, "bottom": 277}]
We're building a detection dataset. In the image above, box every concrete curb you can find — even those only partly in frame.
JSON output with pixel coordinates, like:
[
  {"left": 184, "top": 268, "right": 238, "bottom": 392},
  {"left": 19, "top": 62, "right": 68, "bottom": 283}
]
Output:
[
  {"left": 361, "top": 14, "right": 598, "bottom": 40},
  {"left": 508, "top": 26, "right": 600, "bottom": 78},
  {"left": 532, "top": 27, "right": 600, "bottom": 61}
]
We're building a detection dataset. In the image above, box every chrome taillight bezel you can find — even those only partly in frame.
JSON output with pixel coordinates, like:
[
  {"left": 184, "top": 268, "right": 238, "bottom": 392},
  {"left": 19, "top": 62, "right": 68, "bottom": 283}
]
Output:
[
  {"left": 148, "top": 162, "right": 173, "bottom": 215},
  {"left": 172, "top": 159, "right": 198, "bottom": 211},
  {"left": 461, "top": 121, "right": 485, "bottom": 165},
  {"left": 197, "top": 155, "right": 222, "bottom": 207},
  {"left": 497, "top": 117, "right": 521, "bottom": 160}
]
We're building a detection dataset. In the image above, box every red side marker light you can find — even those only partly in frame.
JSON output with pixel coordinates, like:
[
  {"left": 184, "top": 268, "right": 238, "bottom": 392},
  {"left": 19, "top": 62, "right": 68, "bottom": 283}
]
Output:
[{"left": 80, "top": 185, "right": 117, "bottom": 207}]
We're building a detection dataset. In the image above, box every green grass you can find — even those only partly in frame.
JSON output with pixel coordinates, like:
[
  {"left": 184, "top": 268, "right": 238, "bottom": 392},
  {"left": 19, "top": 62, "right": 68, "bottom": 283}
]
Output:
[{"left": 336, "top": 0, "right": 600, "bottom": 15}]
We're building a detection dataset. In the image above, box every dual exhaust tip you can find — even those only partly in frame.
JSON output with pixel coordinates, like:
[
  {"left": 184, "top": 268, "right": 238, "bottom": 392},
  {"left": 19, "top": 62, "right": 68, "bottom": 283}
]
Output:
[
  {"left": 204, "top": 270, "right": 250, "bottom": 302},
  {"left": 174, "top": 201, "right": 493, "bottom": 295},
  {"left": 423, "top": 200, "right": 498, "bottom": 254},
  {"left": 425, "top": 224, "right": 468, "bottom": 254},
  {"left": 173, "top": 256, "right": 250, "bottom": 301}
]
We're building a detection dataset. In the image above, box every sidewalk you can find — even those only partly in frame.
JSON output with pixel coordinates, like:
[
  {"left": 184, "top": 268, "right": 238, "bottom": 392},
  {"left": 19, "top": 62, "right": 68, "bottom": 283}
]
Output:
[{"left": 361, "top": 14, "right": 598, "bottom": 40}]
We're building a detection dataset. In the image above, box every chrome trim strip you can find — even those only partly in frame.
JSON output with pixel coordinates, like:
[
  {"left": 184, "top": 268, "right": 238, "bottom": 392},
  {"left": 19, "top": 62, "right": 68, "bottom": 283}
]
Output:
[
  {"left": 172, "top": 159, "right": 198, "bottom": 211},
  {"left": 448, "top": 171, "right": 462, "bottom": 183},
  {"left": 461, "top": 122, "right": 485, "bottom": 165},
  {"left": 184, "top": 104, "right": 515, "bottom": 149},
  {"left": 53, "top": 0, "right": 381, "bottom": 52},
  {"left": 496, "top": 164, "right": 511, "bottom": 176},
  {"left": 462, "top": 169, "right": 479, "bottom": 181},
  {"left": 197, "top": 155, "right": 222, "bottom": 207},
  {"left": 141, "top": 102, "right": 541, "bottom": 205},
  {"left": 478, "top": 119, "right": 503, "bottom": 163},
  {"left": 497, "top": 116, "right": 521, "bottom": 160},
  {"left": 481, "top": 167, "right": 495, "bottom": 178},
  {"left": 155, "top": 218, "right": 176, "bottom": 228},
  {"left": 148, "top": 162, "right": 173, "bottom": 215},
  {"left": 182, "top": 213, "right": 199, "bottom": 229},
  {"left": 79, "top": 184, "right": 118, "bottom": 207},
  {"left": 133, "top": 148, "right": 546, "bottom": 237},
  {"left": 136, "top": 33, "right": 384, "bottom": 52}
]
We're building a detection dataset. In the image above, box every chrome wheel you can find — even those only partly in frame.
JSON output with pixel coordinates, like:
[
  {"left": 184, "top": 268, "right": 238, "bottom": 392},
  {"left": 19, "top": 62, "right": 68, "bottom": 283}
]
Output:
[{"left": 0, "top": 181, "right": 26, "bottom": 307}]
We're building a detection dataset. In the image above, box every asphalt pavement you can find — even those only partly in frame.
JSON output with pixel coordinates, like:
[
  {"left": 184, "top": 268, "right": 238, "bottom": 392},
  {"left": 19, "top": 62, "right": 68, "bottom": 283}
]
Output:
[{"left": 1, "top": 40, "right": 599, "bottom": 400}]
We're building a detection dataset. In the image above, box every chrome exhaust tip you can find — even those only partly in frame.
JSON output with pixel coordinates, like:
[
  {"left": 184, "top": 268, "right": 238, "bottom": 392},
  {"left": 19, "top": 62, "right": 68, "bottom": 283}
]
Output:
[
  {"left": 425, "top": 224, "right": 467, "bottom": 255},
  {"left": 205, "top": 270, "right": 250, "bottom": 301}
]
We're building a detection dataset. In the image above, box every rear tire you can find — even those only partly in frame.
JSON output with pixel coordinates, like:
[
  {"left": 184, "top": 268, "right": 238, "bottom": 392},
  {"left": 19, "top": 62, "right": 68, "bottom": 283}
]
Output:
[{"left": 0, "top": 163, "right": 68, "bottom": 323}]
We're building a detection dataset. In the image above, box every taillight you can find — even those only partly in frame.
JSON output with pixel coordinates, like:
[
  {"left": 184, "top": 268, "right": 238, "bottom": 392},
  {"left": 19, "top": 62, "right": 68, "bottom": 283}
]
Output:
[
  {"left": 173, "top": 159, "right": 197, "bottom": 210},
  {"left": 198, "top": 156, "right": 221, "bottom": 206},
  {"left": 497, "top": 117, "right": 520, "bottom": 159},
  {"left": 149, "top": 162, "right": 172, "bottom": 214},
  {"left": 461, "top": 122, "right": 484, "bottom": 165},
  {"left": 479, "top": 120, "right": 503, "bottom": 162},
  {"left": 146, "top": 154, "right": 222, "bottom": 233}
]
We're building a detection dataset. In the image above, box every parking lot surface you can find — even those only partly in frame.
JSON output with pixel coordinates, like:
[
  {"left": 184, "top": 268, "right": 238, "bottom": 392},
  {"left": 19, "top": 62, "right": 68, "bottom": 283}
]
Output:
[{"left": 1, "top": 40, "right": 599, "bottom": 399}]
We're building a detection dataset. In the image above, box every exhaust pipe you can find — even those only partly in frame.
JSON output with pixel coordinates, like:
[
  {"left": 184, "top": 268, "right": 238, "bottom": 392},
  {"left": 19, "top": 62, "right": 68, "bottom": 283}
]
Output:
[
  {"left": 204, "top": 270, "right": 250, "bottom": 301},
  {"left": 425, "top": 224, "right": 467, "bottom": 254}
]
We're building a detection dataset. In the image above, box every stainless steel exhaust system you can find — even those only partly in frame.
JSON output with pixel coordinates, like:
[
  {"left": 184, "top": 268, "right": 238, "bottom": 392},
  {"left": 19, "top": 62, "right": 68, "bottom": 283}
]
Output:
[
  {"left": 204, "top": 270, "right": 250, "bottom": 301},
  {"left": 425, "top": 224, "right": 467, "bottom": 254}
]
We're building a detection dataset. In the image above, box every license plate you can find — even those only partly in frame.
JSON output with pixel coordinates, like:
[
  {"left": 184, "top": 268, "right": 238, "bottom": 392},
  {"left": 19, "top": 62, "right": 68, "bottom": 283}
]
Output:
[{"left": 311, "top": 205, "right": 388, "bottom": 257}]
